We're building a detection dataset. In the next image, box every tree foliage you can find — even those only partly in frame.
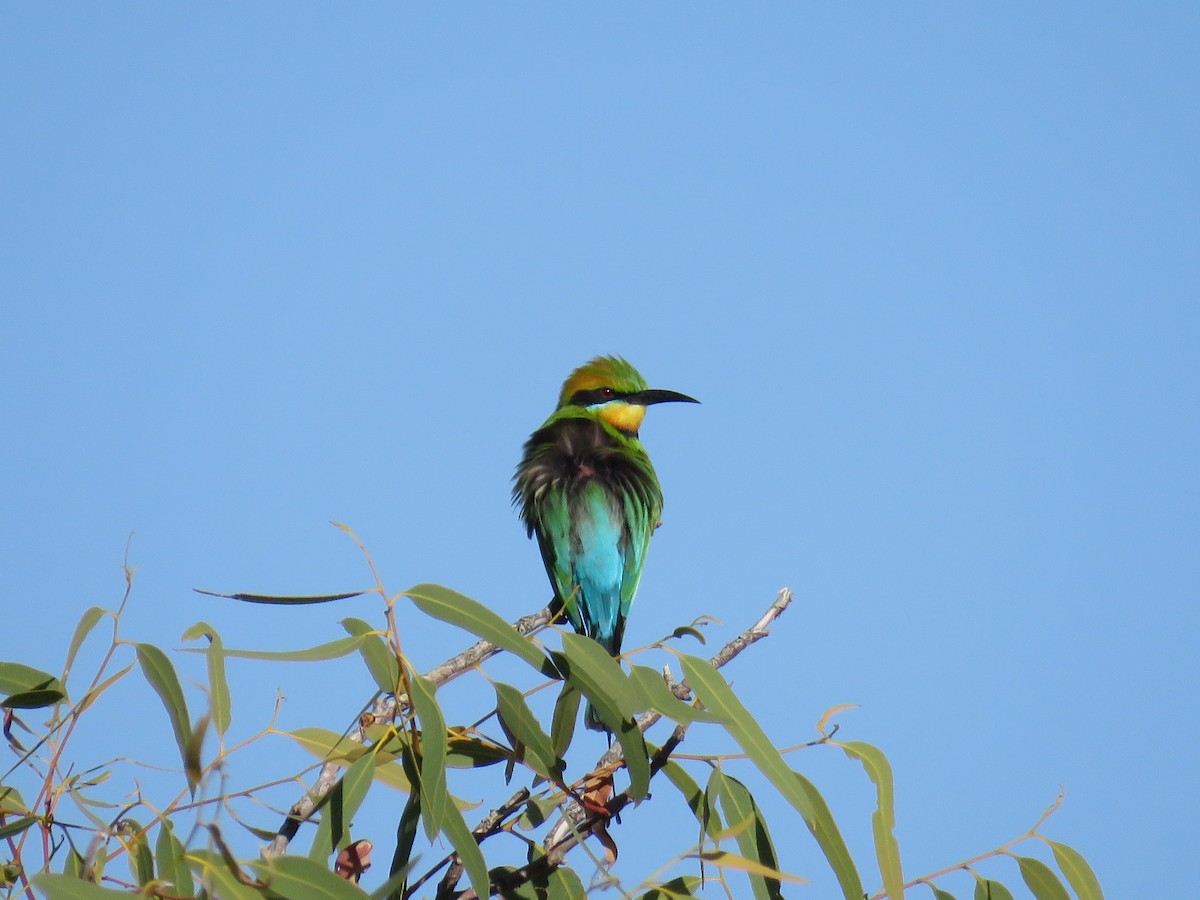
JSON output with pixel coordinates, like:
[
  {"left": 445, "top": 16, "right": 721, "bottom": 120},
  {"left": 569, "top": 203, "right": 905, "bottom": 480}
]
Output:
[{"left": 0, "top": 532, "right": 1103, "bottom": 899}]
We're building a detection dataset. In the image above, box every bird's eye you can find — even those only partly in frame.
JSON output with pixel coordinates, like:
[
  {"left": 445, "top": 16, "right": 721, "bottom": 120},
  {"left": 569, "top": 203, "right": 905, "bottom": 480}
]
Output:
[{"left": 598, "top": 387, "right": 615, "bottom": 400}]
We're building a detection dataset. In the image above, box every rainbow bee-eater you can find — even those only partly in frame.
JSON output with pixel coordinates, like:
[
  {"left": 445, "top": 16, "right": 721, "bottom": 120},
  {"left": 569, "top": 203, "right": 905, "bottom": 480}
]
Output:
[{"left": 513, "top": 356, "right": 698, "bottom": 730}]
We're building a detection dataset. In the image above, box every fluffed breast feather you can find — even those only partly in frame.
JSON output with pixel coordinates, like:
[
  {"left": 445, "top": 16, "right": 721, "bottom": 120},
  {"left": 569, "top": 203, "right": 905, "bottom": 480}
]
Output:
[{"left": 513, "top": 417, "right": 662, "bottom": 538}]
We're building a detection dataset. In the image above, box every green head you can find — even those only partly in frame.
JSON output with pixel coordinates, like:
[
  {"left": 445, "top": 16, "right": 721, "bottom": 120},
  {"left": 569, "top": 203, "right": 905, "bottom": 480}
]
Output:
[{"left": 554, "top": 355, "right": 699, "bottom": 435}]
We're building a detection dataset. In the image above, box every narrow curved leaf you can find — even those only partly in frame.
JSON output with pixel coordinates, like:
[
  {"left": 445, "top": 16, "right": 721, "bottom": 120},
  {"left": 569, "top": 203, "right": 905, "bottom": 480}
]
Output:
[
  {"left": 63, "top": 607, "right": 108, "bottom": 678},
  {"left": 559, "top": 634, "right": 640, "bottom": 717},
  {"left": 691, "top": 850, "right": 806, "bottom": 884},
  {"left": 192, "top": 634, "right": 368, "bottom": 662},
  {"left": 278, "top": 727, "right": 415, "bottom": 793},
  {"left": 0, "top": 785, "right": 27, "bottom": 815},
  {"left": 341, "top": 617, "right": 401, "bottom": 695},
  {"left": 837, "top": 740, "right": 903, "bottom": 899},
  {"left": 1016, "top": 855, "right": 1071, "bottom": 900},
  {"left": 921, "top": 882, "right": 958, "bottom": 900},
  {"left": 711, "top": 772, "right": 785, "bottom": 900},
  {"left": 629, "top": 664, "right": 723, "bottom": 724},
  {"left": 156, "top": 821, "right": 194, "bottom": 898},
  {"left": 180, "top": 622, "right": 232, "bottom": 736},
  {"left": 791, "top": 772, "right": 861, "bottom": 900},
  {"left": 134, "top": 643, "right": 196, "bottom": 792},
  {"left": 494, "top": 683, "right": 561, "bottom": 780},
  {"left": 185, "top": 849, "right": 261, "bottom": 900},
  {"left": 116, "top": 818, "right": 154, "bottom": 886},
  {"left": 640, "top": 874, "right": 705, "bottom": 899},
  {"left": 310, "top": 748, "right": 377, "bottom": 861},
  {"left": 437, "top": 788, "right": 490, "bottom": 899},
  {"left": 252, "top": 852, "right": 372, "bottom": 898},
  {"left": 194, "top": 588, "right": 367, "bottom": 605},
  {"left": 662, "top": 760, "right": 721, "bottom": 838},
  {"left": 446, "top": 729, "right": 510, "bottom": 768},
  {"left": 1046, "top": 840, "right": 1104, "bottom": 900},
  {"left": 550, "top": 682, "right": 581, "bottom": 759},
  {"left": 679, "top": 654, "right": 863, "bottom": 899},
  {"left": 0, "top": 815, "right": 36, "bottom": 840},
  {"left": 405, "top": 583, "right": 556, "bottom": 677},
  {"left": 408, "top": 675, "right": 449, "bottom": 839}
]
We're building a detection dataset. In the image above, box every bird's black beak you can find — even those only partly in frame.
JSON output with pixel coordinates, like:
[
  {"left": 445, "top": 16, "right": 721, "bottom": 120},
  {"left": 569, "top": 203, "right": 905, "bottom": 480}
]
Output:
[{"left": 629, "top": 389, "right": 701, "bottom": 406}]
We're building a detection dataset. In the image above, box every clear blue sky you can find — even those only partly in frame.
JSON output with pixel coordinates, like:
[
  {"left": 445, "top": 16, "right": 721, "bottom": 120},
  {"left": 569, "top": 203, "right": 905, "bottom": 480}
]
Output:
[{"left": 3, "top": 5, "right": 1196, "bottom": 898}]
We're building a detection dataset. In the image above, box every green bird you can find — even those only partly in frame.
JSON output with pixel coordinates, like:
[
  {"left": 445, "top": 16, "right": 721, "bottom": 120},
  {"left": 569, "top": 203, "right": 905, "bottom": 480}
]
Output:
[{"left": 513, "top": 356, "right": 698, "bottom": 730}]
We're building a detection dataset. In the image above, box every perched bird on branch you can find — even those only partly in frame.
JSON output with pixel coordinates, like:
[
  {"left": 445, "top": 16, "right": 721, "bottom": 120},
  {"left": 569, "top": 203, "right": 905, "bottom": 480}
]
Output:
[{"left": 513, "top": 356, "right": 698, "bottom": 730}]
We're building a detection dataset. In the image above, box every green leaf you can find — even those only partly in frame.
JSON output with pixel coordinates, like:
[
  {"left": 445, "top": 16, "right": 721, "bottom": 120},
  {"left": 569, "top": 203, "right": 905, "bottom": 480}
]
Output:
[
  {"left": 552, "top": 636, "right": 650, "bottom": 800},
  {"left": 437, "top": 790, "right": 490, "bottom": 900},
  {"left": 63, "top": 607, "right": 108, "bottom": 678},
  {"left": 0, "top": 815, "right": 36, "bottom": 840},
  {"left": 629, "top": 664, "right": 724, "bottom": 724},
  {"left": 0, "top": 785, "right": 27, "bottom": 814},
  {"left": 922, "top": 883, "right": 957, "bottom": 900},
  {"left": 559, "top": 633, "right": 640, "bottom": 717},
  {"left": 341, "top": 618, "right": 401, "bottom": 695},
  {"left": 1046, "top": 840, "right": 1104, "bottom": 900},
  {"left": 156, "top": 820, "right": 195, "bottom": 898},
  {"left": 639, "top": 874, "right": 705, "bottom": 899},
  {"left": 711, "top": 772, "right": 785, "bottom": 900},
  {"left": 387, "top": 747, "right": 421, "bottom": 897},
  {"left": 0, "top": 661, "right": 66, "bottom": 708},
  {"left": 837, "top": 741, "right": 903, "bottom": 900},
  {"left": 408, "top": 675, "right": 449, "bottom": 839},
  {"left": 446, "top": 729, "right": 511, "bottom": 768},
  {"left": 691, "top": 850, "right": 806, "bottom": 884},
  {"left": 116, "top": 818, "right": 154, "bottom": 886},
  {"left": 30, "top": 874, "right": 133, "bottom": 898},
  {"left": 1016, "top": 856, "right": 1071, "bottom": 900},
  {"left": 277, "top": 727, "right": 414, "bottom": 793},
  {"left": 494, "top": 682, "right": 562, "bottom": 780},
  {"left": 134, "top": 643, "right": 197, "bottom": 793},
  {"left": 192, "top": 634, "right": 369, "bottom": 663},
  {"left": 549, "top": 682, "right": 581, "bottom": 760},
  {"left": 194, "top": 588, "right": 367, "bottom": 605},
  {"left": 250, "top": 854, "right": 371, "bottom": 898},
  {"left": 181, "top": 622, "right": 232, "bottom": 736},
  {"left": 405, "top": 583, "right": 557, "bottom": 677},
  {"left": 678, "top": 654, "right": 863, "bottom": 900},
  {"left": 186, "top": 848, "right": 261, "bottom": 900},
  {"left": 973, "top": 879, "right": 1015, "bottom": 900},
  {"left": 310, "top": 748, "right": 377, "bottom": 861}
]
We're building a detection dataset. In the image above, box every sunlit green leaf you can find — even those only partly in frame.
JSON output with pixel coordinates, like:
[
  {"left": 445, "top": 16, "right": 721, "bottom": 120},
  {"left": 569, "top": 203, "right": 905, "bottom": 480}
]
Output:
[
  {"left": 640, "top": 874, "right": 705, "bottom": 899},
  {"left": 341, "top": 618, "right": 400, "bottom": 695},
  {"left": 186, "top": 849, "right": 261, "bottom": 900},
  {"left": 115, "top": 818, "right": 154, "bottom": 886},
  {"left": 405, "top": 583, "right": 556, "bottom": 677},
  {"left": 1015, "top": 855, "right": 1071, "bottom": 900},
  {"left": 181, "top": 622, "right": 232, "bottom": 737},
  {"left": 691, "top": 850, "right": 806, "bottom": 884},
  {"left": 134, "top": 643, "right": 197, "bottom": 793},
  {"left": 408, "top": 675, "right": 449, "bottom": 839},
  {"left": 629, "top": 664, "right": 724, "bottom": 724},
  {"left": 446, "top": 728, "right": 510, "bottom": 768},
  {"left": 251, "top": 854, "right": 371, "bottom": 898},
  {"left": 1046, "top": 840, "right": 1104, "bottom": 900},
  {"left": 661, "top": 760, "right": 720, "bottom": 838},
  {"left": 156, "top": 820, "right": 195, "bottom": 898},
  {"left": 0, "top": 785, "right": 27, "bottom": 815},
  {"left": 837, "top": 741, "right": 903, "bottom": 899},
  {"left": 310, "top": 748, "right": 377, "bottom": 862},
  {"left": 437, "top": 786, "right": 490, "bottom": 899},
  {"left": 190, "top": 634, "right": 369, "bottom": 663},
  {"left": 679, "top": 654, "right": 863, "bottom": 900},
  {"left": 711, "top": 772, "right": 785, "bottom": 900},
  {"left": 63, "top": 607, "right": 108, "bottom": 678}
]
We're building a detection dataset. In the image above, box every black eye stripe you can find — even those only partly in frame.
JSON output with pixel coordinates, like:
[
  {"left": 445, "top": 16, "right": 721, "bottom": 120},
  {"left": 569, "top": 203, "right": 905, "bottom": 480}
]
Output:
[{"left": 568, "top": 387, "right": 627, "bottom": 407}]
